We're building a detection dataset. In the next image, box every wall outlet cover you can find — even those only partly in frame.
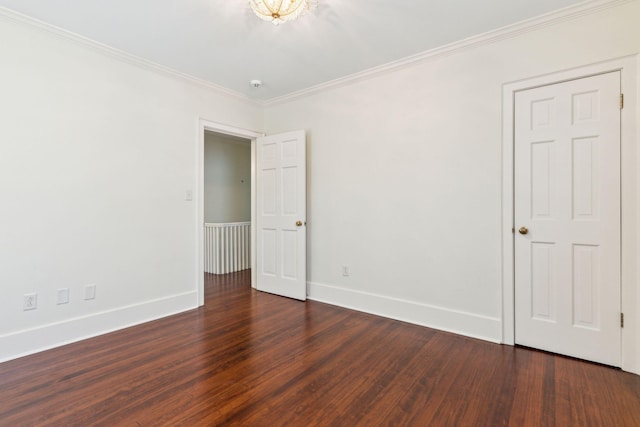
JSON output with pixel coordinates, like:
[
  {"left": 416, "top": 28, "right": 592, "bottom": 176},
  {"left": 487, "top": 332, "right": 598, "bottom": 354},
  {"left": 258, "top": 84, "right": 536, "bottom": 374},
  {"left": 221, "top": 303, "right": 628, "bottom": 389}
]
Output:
[
  {"left": 57, "top": 288, "right": 70, "bottom": 305},
  {"left": 23, "top": 293, "right": 37, "bottom": 311}
]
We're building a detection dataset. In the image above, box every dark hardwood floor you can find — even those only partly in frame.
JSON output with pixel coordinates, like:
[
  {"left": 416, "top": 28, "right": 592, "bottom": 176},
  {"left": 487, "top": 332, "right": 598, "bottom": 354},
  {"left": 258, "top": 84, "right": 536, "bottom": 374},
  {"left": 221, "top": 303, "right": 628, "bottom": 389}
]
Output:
[{"left": 1, "top": 271, "right": 639, "bottom": 426}]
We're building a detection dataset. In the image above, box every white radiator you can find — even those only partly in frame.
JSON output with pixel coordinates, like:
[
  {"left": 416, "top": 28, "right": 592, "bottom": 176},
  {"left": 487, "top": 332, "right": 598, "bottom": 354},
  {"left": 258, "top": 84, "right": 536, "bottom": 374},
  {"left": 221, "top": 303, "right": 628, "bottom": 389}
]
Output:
[{"left": 204, "top": 222, "right": 251, "bottom": 274}]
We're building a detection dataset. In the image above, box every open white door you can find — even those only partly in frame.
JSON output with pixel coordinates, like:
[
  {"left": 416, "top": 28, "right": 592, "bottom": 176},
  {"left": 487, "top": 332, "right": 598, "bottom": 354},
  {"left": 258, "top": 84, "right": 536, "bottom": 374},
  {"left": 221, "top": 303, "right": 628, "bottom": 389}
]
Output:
[{"left": 256, "top": 130, "right": 306, "bottom": 300}]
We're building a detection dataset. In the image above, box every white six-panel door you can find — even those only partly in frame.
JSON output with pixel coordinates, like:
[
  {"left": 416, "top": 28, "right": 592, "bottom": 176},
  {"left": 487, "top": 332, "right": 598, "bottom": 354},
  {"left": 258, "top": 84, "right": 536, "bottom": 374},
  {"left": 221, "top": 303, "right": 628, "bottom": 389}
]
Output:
[
  {"left": 256, "top": 130, "right": 306, "bottom": 300},
  {"left": 514, "top": 72, "right": 621, "bottom": 366}
]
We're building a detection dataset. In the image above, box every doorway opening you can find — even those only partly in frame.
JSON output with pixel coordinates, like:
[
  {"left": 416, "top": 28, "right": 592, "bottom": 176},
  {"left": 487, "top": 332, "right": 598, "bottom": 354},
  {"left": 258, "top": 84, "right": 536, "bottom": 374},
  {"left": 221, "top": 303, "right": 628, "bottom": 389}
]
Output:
[
  {"left": 196, "top": 122, "right": 308, "bottom": 305},
  {"left": 196, "top": 119, "right": 263, "bottom": 306},
  {"left": 203, "top": 131, "right": 252, "bottom": 293}
]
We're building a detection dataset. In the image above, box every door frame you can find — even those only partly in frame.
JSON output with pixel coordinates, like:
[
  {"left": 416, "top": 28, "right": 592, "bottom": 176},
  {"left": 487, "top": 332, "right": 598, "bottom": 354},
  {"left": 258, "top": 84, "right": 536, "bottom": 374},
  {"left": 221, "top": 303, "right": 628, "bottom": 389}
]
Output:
[
  {"left": 501, "top": 56, "right": 638, "bottom": 373},
  {"left": 196, "top": 119, "right": 264, "bottom": 306}
]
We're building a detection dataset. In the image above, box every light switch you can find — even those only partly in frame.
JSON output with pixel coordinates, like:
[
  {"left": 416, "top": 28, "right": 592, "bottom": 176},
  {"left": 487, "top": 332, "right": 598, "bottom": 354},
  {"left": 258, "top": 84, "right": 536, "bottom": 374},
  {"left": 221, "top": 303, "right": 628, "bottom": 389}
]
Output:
[
  {"left": 185, "top": 190, "right": 193, "bottom": 201},
  {"left": 84, "top": 284, "right": 96, "bottom": 300}
]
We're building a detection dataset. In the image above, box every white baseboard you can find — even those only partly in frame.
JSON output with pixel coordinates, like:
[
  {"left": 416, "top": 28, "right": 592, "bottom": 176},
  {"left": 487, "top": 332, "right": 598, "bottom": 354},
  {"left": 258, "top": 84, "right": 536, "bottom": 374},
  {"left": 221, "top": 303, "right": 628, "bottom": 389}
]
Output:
[
  {"left": 307, "top": 282, "right": 502, "bottom": 343},
  {"left": 0, "top": 291, "right": 198, "bottom": 363}
]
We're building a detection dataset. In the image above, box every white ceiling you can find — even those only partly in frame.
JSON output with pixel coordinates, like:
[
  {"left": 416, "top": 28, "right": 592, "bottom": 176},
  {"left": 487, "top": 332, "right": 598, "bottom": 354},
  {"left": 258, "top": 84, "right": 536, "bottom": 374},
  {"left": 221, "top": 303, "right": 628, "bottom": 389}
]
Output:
[{"left": 0, "top": 0, "right": 588, "bottom": 101}]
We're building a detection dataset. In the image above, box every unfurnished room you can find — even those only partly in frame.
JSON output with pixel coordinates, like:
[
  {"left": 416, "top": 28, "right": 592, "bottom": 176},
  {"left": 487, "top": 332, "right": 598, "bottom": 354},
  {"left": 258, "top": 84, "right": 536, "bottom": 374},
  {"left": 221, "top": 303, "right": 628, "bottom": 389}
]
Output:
[{"left": 1, "top": 0, "right": 640, "bottom": 425}]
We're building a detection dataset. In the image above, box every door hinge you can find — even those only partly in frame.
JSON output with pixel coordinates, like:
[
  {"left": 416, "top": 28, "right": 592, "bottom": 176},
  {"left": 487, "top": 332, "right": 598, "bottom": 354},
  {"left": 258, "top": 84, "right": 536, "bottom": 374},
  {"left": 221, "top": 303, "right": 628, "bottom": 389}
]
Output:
[
  {"left": 511, "top": 227, "right": 515, "bottom": 234},
  {"left": 620, "top": 93, "right": 624, "bottom": 109},
  {"left": 621, "top": 312, "right": 624, "bottom": 328}
]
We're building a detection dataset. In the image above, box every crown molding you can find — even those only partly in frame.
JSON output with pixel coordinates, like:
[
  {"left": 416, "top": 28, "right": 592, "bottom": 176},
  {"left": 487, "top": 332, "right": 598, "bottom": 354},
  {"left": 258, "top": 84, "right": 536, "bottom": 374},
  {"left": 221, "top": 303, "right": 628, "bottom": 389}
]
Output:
[
  {"left": 0, "top": 6, "right": 262, "bottom": 107},
  {"left": 0, "top": 0, "right": 632, "bottom": 108},
  {"left": 264, "top": 0, "right": 633, "bottom": 107}
]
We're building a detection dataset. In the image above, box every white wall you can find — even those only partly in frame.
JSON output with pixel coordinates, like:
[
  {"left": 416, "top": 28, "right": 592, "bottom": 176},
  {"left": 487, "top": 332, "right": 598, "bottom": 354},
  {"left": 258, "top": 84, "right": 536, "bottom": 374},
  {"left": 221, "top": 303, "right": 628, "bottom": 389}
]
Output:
[
  {"left": 204, "top": 133, "right": 251, "bottom": 223},
  {"left": 0, "top": 13, "right": 262, "bottom": 361},
  {"left": 264, "top": 1, "right": 640, "bottom": 367},
  {"left": 2, "top": 0, "right": 640, "bottom": 373}
]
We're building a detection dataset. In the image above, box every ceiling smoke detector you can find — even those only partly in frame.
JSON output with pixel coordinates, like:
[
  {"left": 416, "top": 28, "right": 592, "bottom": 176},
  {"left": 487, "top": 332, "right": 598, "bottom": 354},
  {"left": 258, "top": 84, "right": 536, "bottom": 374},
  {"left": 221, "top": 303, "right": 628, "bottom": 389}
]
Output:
[{"left": 250, "top": 80, "right": 262, "bottom": 88}]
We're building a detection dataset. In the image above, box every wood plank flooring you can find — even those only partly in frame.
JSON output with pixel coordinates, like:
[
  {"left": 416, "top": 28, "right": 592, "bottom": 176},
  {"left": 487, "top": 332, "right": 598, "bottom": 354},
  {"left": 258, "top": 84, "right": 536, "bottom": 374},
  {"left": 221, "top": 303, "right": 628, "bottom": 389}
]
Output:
[{"left": 1, "top": 271, "right": 639, "bottom": 426}]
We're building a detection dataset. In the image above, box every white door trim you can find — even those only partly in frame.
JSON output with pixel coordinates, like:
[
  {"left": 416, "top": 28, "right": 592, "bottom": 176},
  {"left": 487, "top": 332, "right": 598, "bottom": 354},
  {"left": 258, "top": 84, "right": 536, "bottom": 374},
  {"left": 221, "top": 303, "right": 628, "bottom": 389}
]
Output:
[
  {"left": 501, "top": 56, "right": 638, "bottom": 373},
  {"left": 196, "top": 119, "right": 264, "bottom": 306}
]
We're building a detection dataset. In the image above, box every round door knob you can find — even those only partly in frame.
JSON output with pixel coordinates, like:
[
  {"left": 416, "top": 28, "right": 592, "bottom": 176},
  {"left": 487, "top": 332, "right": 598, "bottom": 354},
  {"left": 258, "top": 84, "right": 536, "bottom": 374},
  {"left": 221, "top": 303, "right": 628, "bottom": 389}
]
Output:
[
  {"left": 518, "top": 226, "right": 529, "bottom": 235},
  {"left": 296, "top": 220, "right": 303, "bottom": 227}
]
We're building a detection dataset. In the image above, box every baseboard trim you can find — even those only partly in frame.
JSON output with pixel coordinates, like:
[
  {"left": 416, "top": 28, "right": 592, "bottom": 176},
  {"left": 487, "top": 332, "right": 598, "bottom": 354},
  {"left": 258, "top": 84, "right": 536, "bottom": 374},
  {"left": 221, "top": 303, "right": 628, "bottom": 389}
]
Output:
[
  {"left": 307, "top": 282, "right": 502, "bottom": 343},
  {"left": 0, "top": 291, "right": 198, "bottom": 363}
]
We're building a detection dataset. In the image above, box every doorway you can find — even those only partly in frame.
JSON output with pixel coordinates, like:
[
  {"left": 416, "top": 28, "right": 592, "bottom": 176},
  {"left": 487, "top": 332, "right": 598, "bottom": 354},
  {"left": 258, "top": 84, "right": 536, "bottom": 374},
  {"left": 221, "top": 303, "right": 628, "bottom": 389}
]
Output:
[
  {"left": 501, "top": 56, "right": 638, "bottom": 373},
  {"left": 196, "top": 121, "right": 308, "bottom": 307},
  {"left": 196, "top": 120, "right": 263, "bottom": 306},
  {"left": 513, "top": 72, "right": 621, "bottom": 366},
  {"left": 203, "top": 131, "right": 252, "bottom": 278}
]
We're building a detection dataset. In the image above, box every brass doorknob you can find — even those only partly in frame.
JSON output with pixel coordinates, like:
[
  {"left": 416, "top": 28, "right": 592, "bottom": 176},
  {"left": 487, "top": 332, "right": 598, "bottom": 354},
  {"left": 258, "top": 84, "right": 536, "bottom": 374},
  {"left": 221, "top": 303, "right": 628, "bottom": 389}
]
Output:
[
  {"left": 518, "top": 227, "right": 529, "bottom": 235},
  {"left": 296, "top": 220, "right": 303, "bottom": 227}
]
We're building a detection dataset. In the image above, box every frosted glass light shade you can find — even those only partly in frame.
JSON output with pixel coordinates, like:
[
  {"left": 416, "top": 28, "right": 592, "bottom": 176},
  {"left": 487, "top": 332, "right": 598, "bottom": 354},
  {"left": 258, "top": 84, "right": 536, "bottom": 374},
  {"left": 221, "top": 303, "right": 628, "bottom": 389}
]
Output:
[{"left": 249, "top": 0, "right": 317, "bottom": 25}]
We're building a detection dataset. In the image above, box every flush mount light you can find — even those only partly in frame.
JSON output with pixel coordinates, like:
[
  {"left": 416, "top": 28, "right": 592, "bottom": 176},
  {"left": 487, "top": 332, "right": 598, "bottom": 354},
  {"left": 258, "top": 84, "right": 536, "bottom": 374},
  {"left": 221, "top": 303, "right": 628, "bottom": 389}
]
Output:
[{"left": 249, "top": 0, "right": 317, "bottom": 25}]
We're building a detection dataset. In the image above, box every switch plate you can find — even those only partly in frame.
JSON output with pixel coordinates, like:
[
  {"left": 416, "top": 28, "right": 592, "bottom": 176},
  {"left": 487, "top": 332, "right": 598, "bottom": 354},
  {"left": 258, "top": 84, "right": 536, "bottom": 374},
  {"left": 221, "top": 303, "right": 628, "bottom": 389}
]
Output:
[
  {"left": 84, "top": 284, "right": 96, "bottom": 300},
  {"left": 185, "top": 190, "right": 193, "bottom": 201},
  {"left": 342, "top": 265, "right": 350, "bottom": 277},
  {"left": 23, "top": 293, "right": 37, "bottom": 311},
  {"left": 57, "top": 288, "right": 70, "bottom": 305}
]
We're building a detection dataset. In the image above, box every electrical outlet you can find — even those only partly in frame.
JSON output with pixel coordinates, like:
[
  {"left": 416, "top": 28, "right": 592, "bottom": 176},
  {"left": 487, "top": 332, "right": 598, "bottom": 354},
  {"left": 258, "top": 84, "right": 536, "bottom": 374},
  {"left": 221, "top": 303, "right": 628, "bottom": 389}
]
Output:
[
  {"left": 23, "top": 293, "right": 37, "bottom": 311},
  {"left": 57, "top": 288, "right": 70, "bottom": 305},
  {"left": 84, "top": 284, "right": 96, "bottom": 300},
  {"left": 342, "top": 265, "right": 350, "bottom": 277}
]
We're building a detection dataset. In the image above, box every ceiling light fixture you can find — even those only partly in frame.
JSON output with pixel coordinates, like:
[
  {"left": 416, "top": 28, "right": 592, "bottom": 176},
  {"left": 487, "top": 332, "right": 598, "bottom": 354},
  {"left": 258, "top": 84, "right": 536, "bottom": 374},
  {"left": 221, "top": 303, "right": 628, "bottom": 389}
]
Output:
[{"left": 249, "top": 0, "right": 317, "bottom": 25}]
